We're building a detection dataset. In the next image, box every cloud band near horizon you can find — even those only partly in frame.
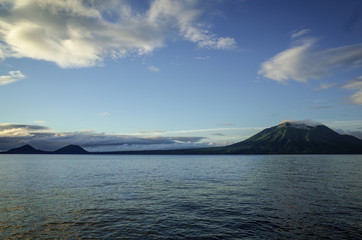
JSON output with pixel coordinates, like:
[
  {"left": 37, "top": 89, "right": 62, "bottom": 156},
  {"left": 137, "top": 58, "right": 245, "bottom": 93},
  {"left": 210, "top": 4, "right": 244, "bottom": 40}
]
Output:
[{"left": 0, "top": 123, "right": 211, "bottom": 151}]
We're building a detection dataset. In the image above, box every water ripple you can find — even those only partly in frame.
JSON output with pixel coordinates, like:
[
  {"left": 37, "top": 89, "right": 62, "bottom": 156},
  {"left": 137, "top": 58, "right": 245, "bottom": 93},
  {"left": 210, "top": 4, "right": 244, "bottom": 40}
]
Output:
[{"left": 0, "top": 154, "right": 361, "bottom": 239}]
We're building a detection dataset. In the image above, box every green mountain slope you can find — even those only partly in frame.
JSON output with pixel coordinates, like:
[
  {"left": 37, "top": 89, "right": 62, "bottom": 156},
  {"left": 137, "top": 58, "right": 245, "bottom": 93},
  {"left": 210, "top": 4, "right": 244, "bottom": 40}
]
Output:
[{"left": 221, "top": 122, "right": 362, "bottom": 154}]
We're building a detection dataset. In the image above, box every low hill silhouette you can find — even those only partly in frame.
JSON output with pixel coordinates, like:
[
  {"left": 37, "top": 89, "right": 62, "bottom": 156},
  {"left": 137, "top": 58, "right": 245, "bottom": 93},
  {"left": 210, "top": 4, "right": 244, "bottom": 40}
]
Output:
[
  {"left": 6, "top": 144, "right": 48, "bottom": 154},
  {"left": 54, "top": 144, "right": 88, "bottom": 154}
]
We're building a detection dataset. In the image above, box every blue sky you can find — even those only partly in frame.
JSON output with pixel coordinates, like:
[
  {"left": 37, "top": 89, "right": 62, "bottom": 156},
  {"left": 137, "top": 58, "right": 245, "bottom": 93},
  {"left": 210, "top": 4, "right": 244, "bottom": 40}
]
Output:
[{"left": 1, "top": 0, "right": 362, "bottom": 151}]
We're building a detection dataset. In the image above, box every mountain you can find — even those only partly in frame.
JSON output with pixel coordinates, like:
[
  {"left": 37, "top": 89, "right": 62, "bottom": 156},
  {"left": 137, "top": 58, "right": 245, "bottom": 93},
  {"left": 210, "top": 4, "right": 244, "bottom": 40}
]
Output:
[
  {"left": 4, "top": 144, "right": 87, "bottom": 154},
  {"left": 54, "top": 144, "right": 88, "bottom": 154},
  {"left": 6, "top": 144, "right": 47, "bottom": 154},
  {"left": 218, "top": 121, "right": 362, "bottom": 154}
]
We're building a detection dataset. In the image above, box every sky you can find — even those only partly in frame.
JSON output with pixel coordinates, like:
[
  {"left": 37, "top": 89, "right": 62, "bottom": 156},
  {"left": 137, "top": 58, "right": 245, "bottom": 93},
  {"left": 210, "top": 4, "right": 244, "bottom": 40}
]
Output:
[{"left": 1, "top": 0, "right": 362, "bottom": 151}]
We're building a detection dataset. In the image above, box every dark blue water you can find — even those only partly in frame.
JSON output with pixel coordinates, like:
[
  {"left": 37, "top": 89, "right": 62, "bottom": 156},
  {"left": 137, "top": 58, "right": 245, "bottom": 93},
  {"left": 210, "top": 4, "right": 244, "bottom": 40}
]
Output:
[{"left": 0, "top": 155, "right": 361, "bottom": 239}]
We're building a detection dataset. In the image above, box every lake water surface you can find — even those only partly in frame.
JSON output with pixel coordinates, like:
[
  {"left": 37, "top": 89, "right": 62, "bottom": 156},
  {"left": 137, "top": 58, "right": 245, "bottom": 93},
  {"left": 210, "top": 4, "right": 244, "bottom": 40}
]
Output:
[{"left": 0, "top": 154, "right": 361, "bottom": 239}]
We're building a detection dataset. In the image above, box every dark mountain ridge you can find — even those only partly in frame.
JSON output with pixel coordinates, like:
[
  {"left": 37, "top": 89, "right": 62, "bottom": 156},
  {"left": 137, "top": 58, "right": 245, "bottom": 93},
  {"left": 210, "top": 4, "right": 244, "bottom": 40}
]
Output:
[
  {"left": 3, "top": 122, "right": 362, "bottom": 154},
  {"left": 54, "top": 144, "right": 88, "bottom": 154},
  {"left": 5, "top": 144, "right": 48, "bottom": 154},
  {"left": 4, "top": 144, "right": 87, "bottom": 154},
  {"left": 220, "top": 122, "right": 362, "bottom": 154}
]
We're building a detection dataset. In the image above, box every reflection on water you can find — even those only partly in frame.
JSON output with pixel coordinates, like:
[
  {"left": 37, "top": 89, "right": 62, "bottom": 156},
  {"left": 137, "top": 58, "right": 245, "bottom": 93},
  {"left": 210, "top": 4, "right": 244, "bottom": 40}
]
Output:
[{"left": 0, "top": 154, "right": 361, "bottom": 239}]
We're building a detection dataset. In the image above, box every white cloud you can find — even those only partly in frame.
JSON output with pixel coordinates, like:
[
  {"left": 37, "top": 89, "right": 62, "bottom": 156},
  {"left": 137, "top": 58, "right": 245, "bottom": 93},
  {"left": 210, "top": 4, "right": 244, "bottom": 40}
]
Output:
[
  {"left": 0, "top": 70, "right": 26, "bottom": 85},
  {"left": 148, "top": 65, "right": 160, "bottom": 72},
  {"left": 215, "top": 37, "right": 237, "bottom": 50},
  {"left": 258, "top": 38, "right": 317, "bottom": 83},
  {"left": 0, "top": 123, "right": 49, "bottom": 137},
  {"left": 258, "top": 38, "right": 362, "bottom": 83},
  {"left": 161, "top": 127, "right": 259, "bottom": 135},
  {"left": 343, "top": 76, "right": 362, "bottom": 105},
  {"left": 0, "top": 0, "right": 237, "bottom": 68},
  {"left": 261, "top": 34, "right": 362, "bottom": 106},
  {"left": 314, "top": 82, "right": 338, "bottom": 90},
  {"left": 32, "top": 120, "right": 47, "bottom": 124},
  {"left": 291, "top": 29, "right": 310, "bottom": 39},
  {"left": 279, "top": 119, "right": 322, "bottom": 127},
  {"left": 148, "top": 0, "right": 237, "bottom": 50},
  {"left": 194, "top": 56, "right": 210, "bottom": 60}
]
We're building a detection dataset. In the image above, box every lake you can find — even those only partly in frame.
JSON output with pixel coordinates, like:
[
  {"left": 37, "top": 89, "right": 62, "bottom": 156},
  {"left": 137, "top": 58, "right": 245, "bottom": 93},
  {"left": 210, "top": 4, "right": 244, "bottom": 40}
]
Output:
[{"left": 0, "top": 154, "right": 361, "bottom": 239}]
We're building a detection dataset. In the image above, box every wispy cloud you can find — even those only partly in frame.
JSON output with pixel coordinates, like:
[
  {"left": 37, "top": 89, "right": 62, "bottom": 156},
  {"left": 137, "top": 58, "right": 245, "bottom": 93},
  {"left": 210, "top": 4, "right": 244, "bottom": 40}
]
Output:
[
  {"left": 0, "top": 70, "right": 26, "bottom": 85},
  {"left": 343, "top": 76, "right": 362, "bottom": 105},
  {"left": 148, "top": 66, "right": 160, "bottom": 72},
  {"left": 211, "top": 133, "right": 225, "bottom": 136},
  {"left": 221, "top": 123, "right": 235, "bottom": 126},
  {"left": 194, "top": 56, "right": 210, "bottom": 60},
  {"left": 160, "top": 127, "right": 258, "bottom": 135},
  {"left": 335, "top": 129, "right": 362, "bottom": 139},
  {"left": 279, "top": 119, "right": 323, "bottom": 127},
  {"left": 290, "top": 29, "right": 310, "bottom": 39},
  {"left": 258, "top": 38, "right": 362, "bottom": 83},
  {"left": 0, "top": 123, "right": 50, "bottom": 138},
  {"left": 0, "top": 124, "right": 50, "bottom": 131},
  {"left": 0, "top": 0, "right": 236, "bottom": 68},
  {"left": 314, "top": 82, "right": 339, "bottom": 90},
  {"left": 327, "top": 120, "right": 362, "bottom": 128},
  {"left": 307, "top": 105, "right": 332, "bottom": 110},
  {"left": 32, "top": 120, "right": 47, "bottom": 124}
]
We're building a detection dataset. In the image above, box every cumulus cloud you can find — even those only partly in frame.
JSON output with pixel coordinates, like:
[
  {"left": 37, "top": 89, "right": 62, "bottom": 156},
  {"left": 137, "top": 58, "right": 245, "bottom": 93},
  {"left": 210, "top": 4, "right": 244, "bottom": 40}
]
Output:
[
  {"left": 258, "top": 38, "right": 362, "bottom": 83},
  {"left": 343, "top": 76, "right": 362, "bottom": 105},
  {"left": 0, "top": 123, "right": 206, "bottom": 151},
  {"left": 0, "top": 0, "right": 236, "bottom": 68},
  {"left": 0, "top": 70, "right": 26, "bottom": 85}
]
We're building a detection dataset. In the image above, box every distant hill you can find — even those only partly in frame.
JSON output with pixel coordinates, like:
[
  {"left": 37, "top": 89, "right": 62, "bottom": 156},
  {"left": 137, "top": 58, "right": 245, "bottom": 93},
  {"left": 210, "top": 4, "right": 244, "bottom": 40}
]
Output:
[
  {"left": 6, "top": 144, "right": 47, "bottom": 154},
  {"left": 5, "top": 144, "right": 87, "bottom": 154},
  {"left": 54, "top": 144, "right": 88, "bottom": 154},
  {"left": 3, "top": 121, "right": 362, "bottom": 154}
]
